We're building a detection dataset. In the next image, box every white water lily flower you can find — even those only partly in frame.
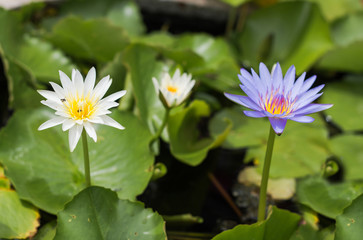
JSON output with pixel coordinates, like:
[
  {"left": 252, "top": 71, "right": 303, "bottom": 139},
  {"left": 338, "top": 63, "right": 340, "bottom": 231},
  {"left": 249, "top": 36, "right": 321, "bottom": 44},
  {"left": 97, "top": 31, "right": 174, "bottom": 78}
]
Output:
[
  {"left": 152, "top": 69, "right": 195, "bottom": 108},
  {"left": 38, "top": 67, "right": 126, "bottom": 152}
]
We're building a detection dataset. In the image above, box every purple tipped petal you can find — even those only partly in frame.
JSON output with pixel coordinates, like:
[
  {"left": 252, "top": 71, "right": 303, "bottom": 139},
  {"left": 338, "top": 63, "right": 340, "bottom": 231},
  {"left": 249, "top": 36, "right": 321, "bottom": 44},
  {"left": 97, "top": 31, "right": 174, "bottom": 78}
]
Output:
[
  {"left": 290, "top": 115, "right": 315, "bottom": 123},
  {"left": 271, "top": 63, "right": 283, "bottom": 90},
  {"left": 243, "top": 110, "right": 266, "bottom": 118},
  {"left": 259, "top": 62, "right": 271, "bottom": 85},
  {"left": 293, "top": 103, "right": 333, "bottom": 116},
  {"left": 251, "top": 68, "right": 267, "bottom": 94},
  {"left": 299, "top": 75, "right": 316, "bottom": 94},
  {"left": 240, "top": 84, "right": 260, "bottom": 104},
  {"left": 290, "top": 72, "right": 306, "bottom": 99},
  {"left": 239, "top": 69, "right": 254, "bottom": 85},
  {"left": 294, "top": 84, "right": 325, "bottom": 107},
  {"left": 283, "top": 65, "right": 295, "bottom": 93},
  {"left": 269, "top": 117, "right": 287, "bottom": 135},
  {"left": 224, "top": 93, "right": 261, "bottom": 111}
]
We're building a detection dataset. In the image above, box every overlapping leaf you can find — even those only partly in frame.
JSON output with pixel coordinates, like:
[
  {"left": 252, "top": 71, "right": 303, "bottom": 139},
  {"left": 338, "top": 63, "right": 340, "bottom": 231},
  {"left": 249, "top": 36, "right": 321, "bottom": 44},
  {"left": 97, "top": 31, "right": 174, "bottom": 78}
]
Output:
[{"left": 0, "top": 108, "right": 154, "bottom": 214}]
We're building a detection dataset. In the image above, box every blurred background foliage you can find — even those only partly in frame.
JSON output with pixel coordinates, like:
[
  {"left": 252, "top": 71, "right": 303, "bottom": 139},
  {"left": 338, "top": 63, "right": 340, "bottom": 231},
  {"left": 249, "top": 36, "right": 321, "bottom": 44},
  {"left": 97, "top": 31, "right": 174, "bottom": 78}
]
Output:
[{"left": 0, "top": 0, "right": 363, "bottom": 239}]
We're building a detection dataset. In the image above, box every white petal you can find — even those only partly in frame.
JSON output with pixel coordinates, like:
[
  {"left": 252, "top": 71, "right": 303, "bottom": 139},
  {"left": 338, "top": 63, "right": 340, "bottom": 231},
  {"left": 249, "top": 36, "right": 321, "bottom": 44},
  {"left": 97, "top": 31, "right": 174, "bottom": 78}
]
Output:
[
  {"left": 59, "top": 70, "right": 73, "bottom": 90},
  {"left": 38, "top": 117, "right": 65, "bottom": 130},
  {"left": 100, "top": 90, "right": 126, "bottom": 103},
  {"left": 88, "top": 117, "right": 104, "bottom": 124},
  {"left": 84, "top": 122, "right": 97, "bottom": 142},
  {"left": 62, "top": 119, "right": 75, "bottom": 131},
  {"left": 152, "top": 77, "right": 160, "bottom": 94},
  {"left": 50, "top": 82, "right": 66, "bottom": 99},
  {"left": 92, "top": 76, "right": 111, "bottom": 101},
  {"left": 84, "top": 67, "right": 96, "bottom": 96},
  {"left": 69, "top": 124, "right": 83, "bottom": 152},
  {"left": 37, "top": 90, "right": 60, "bottom": 102},
  {"left": 41, "top": 100, "right": 63, "bottom": 111},
  {"left": 73, "top": 69, "right": 84, "bottom": 97},
  {"left": 100, "top": 115, "right": 124, "bottom": 130},
  {"left": 97, "top": 101, "right": 119, "bottom": 110}
]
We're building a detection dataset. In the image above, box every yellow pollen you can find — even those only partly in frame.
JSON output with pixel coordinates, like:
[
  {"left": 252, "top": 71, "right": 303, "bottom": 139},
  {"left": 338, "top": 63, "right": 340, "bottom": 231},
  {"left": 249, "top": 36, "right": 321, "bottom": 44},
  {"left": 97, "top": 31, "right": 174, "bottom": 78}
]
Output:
[
  {"left": 264, "top": 93, "right": 293, "bottom": 115},
  {"left": 167, "top": 85, "right": 178, "bottom": 93},
  {"left": 65, "top": 98, "right": 95, "bottom": 120}
]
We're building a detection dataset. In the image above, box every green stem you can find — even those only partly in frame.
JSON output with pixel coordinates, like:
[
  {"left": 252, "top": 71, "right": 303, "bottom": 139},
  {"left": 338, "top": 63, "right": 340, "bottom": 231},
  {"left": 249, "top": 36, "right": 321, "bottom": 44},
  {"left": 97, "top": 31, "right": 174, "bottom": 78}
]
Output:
[
  {"left": 150, "top": 108, "right": 170, "bottom": 146},
  {"left": 82, "top": 130, "right": 91, "bottom": 187},
  {"left": 257, "top": 125, "right": 276, "bottom": 222}
]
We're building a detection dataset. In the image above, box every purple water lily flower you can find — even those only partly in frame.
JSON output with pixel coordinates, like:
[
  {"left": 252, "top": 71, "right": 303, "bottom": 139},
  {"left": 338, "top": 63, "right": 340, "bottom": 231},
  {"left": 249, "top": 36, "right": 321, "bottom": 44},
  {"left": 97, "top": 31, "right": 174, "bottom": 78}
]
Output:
[{"left": 225, "top": 63, "right": 333, "bottom": 135}]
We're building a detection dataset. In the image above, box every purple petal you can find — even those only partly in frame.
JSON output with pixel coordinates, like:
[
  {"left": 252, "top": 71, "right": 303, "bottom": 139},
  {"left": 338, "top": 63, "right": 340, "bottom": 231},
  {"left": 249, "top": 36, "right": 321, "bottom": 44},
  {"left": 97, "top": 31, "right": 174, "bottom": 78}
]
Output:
[
  {"left": 243, "top": 110, "right": 266, "bottom": 118},
  {"left": 271, "top": 63, "right": 283, "bottom": 91},
  {"left": 283, "top": 65, "right": 295, "bottom": 93},
  {"left": 290, "top": 72, "right": 306, "bottom": 99},
  {"left": 292, "top": 103, "right": 333, "bottom": 116},
  {"left": 259, "top": 62, "right": 271, "bottom": 86},
  {"left": 224, "top": 93, "right": 261, "bottom": 111},
  {"left": 251, "top": 68, "right": 267, "bottom": 95},
  {"left": 240, "top": 84, "right": 260, "bottom": 105},
  {"left": 239, "top": 68, "right": 254, "bottom": 85},
  {"left": 290, "top": 115, "right": 315, "bottom": 123},
  {"left": 294, "top": 93, "right": 323, "bottom": 110},
  {"left": 269, "top": 117, "right": 287, "bottom": 135},
  {"left": 299, "top": 75, "right": 316, "bottom": 94},
  {"left": 294, "top": 84, "right": 325, "bottom": 107}
]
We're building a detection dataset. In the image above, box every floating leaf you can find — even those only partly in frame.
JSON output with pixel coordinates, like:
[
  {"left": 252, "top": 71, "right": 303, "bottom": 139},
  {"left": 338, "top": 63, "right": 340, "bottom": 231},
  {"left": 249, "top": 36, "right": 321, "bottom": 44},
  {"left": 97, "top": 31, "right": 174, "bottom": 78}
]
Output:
[
  {"left": 16, "top": 36, "right": 75, "bottom": 83},
  {"left": 335, "top": 193, "right": 363, "bottom": 240},
  {"left": 321, "top": 76, "right": 363, "bottom": 131},
  {"left": 329, "top": 134, "right": 363, "bottom": 180},
  {"left": 33, "top": 221, "right": 56, "bottom": 240},
  {"left": 308, "top": 0, "right": 362, "bottom": 22},
  {"left": 220, "top": 0, "right": 249, "bottom": 7},
  {"left": 0, "top": 8, "right": 23, "bottom": 57},
  {"left": 296, "top": 176, "right": 363, "bottom": 219},
  {"left": 236, "top": 1, "right": 333, "bottom": 74},
  {"left": 318, "top": 13, "right": 363, "bottom": 72},
  {"left": 212, "top": 206, "right": 300, "bottom": 240},
  {"left": 54, "top": 186, "right": 166, "bottom": 240},
  {"left": 168, "top": 100, "right": 231, "bottom": 166},
  {"left": 0, "top": 108, "right": 154, "bottom": 214},
  {"left": 47, "top": 16, "right": 129, "bottom": 63},
  {"left": 0, "top": 189, "right": 39, "bottom": 239},
  {"left": 123, "top": 44, "right": 166, "bottom": 134}
]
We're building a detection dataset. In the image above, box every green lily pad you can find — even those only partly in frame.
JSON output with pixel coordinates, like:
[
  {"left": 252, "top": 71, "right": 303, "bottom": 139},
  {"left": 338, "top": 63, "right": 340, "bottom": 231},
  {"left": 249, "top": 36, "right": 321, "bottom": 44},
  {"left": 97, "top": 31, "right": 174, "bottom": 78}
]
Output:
[
  {"left": 47, "top": 16, "right": 129, "bottom": 63},
  {"left": 54, "top": 186, "right": 166, "bottom": 240},
  {"left": 296, "top": 176, "right": 363, "bottom": 219},
  {"left": 329, "top": 134, "right": 363, "bottom": 180},
  {"left": 16, "top": 36, "right": 75, "bottom": 83},
  {"left": 0, "top": 108, "right": 154, "bottom": 214},
  {"left": 220, "top": 0, "right": 249, "bottom": 7},
  {"left": 308, "top": 0, "right": 362, "bottom": 22},
  {"left": 33, "top": 221, "right": 56, "bottom": 240},
  {"left": 290, "top": 224, "right": 335, "bottom": 240},
  {"left": 318, "top": 13, "right": 363, "bottom": 72},
  {"left": 0, "top": 189, "right": 39, "bottom": 239},
  {"left": 210, "top": 107, "right": 330, "bottom": 178},
  {"left": 335, "top": 193, "right": 363, "bottom": 240},
  {"left": 212, "top": 206, "right": 300, "bottom": 240},
  {"left": 168, "top": 100, "right": 231, "bottom": 166},
  {"left": 0, "top": 8, "right": 23, "bottom": 58},
  {"left": 56, "top": 0, "right": 145, "bottom": 37},
  {"left": 123, "top": 44, "right": 166, "bottom": 134},
  {"left": 236, "top": 1, "right": 333, "bottom": 74},
  {"left": 321, "top": 77, "right": 363, "bottom": 131},
  {"left": 209, "top": 106, "right": 269, "bottom": 149}
]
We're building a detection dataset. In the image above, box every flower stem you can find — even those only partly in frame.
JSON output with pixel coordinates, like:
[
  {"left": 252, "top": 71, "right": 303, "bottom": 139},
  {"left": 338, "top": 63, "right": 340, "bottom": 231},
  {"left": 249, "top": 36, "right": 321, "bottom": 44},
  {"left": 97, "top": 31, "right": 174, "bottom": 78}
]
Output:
[
  {"left": 150, "top": 108, "right": 170, "bottom": 146},
  {"left": 257, "top": 125, "right": 276, "bottom": 222},
  {"left": 82, "top": 130, "right": 91, "bottom": 187}
]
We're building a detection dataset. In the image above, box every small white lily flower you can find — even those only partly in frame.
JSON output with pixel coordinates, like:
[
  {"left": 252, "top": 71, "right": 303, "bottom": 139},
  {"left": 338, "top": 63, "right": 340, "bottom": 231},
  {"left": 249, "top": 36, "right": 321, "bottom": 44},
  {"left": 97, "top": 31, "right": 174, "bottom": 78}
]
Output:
[
  {"left": 152, "top": 69, "right": 195, "bottom": 108},
  {"left": 38, "top": 67, "right": 126, "bottom": 152}
]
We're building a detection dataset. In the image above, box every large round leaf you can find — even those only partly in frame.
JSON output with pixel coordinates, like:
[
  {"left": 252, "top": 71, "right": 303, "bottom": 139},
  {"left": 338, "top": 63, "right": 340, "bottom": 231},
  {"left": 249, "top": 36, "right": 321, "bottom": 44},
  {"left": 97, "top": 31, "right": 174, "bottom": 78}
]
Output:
[
  {"left": 0, "top": 108, "right": 154, "bottom": 214},
  {"left": 296, "top": 176, "right": 363, "bottom": 219},
  {"left": 212, "top": 206, "right": 300, "bottom": 240},
  {"left": 335, "top": 193, "right": 363, "bottom": 240},
  {"left": 321, "top": 76, "right": 363, "bottom": 131},
  {"left": 54, "top": 186, "right": 166, "bottom": 240},
  {"left": 210, "top": 107, "right": 330, "bottom": 178},
  {"left": 329, "top": 134, "right": 363, "bottom": 180},
  {"left": 168, "top": 100, "right": 231, "bottom": 166},
  {"left": 236, "top": 1, "right": 333, "bottom": 74},
  {"left": 47, "top": 16, "right": 129, "bottom": 63},
  {"left": 317, "top": 13, "right": 363, "bottom": 72},
  {"left": 0, "top": 189, "right": 39, "bottom": 239}
]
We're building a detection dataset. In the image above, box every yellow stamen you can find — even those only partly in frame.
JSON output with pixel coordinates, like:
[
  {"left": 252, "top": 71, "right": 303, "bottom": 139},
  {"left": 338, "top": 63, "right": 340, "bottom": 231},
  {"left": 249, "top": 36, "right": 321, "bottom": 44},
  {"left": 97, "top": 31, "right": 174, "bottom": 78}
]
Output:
[
  {"left": 65, "top": 97, "right": 95, "bottom": 120},
  {"left": 167, "top": 85, "right": 178, "bottom": 93}
]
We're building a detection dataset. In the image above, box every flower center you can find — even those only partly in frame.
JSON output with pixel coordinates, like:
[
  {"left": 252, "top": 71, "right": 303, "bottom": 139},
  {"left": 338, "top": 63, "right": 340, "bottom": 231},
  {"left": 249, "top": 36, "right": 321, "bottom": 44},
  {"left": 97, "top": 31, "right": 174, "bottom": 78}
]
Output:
[
  {"left": 167, "top": 85, "right": 178, "bottom": 93},
  {"left": 264, "top": 94, "right": 292, "bottom": 115},
  {"left": 65, "top": 98, "right": 95, "bottom": 120}
]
